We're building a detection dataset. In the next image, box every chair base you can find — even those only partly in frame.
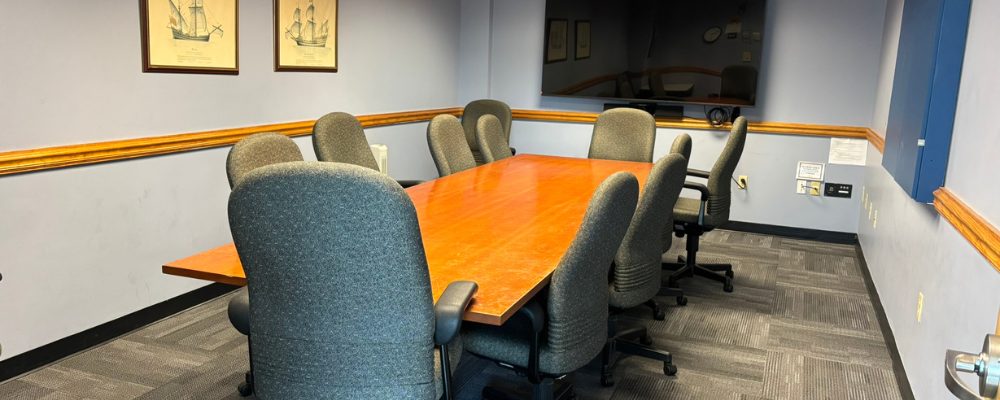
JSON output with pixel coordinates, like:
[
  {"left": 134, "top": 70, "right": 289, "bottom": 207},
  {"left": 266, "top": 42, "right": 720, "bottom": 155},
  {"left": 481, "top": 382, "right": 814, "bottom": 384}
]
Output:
[
  {"left": 237, "top": 371, "right": 253, "bottom": 397},
  {"left": 663, "top": 225, "right": 734, "bottom": 292},
  {"left": 657, "top": 285, "right": 688, "bottom": 306},
  {"left": 482, "top": 376, "right": 576, "bottom": 400},
  {"left": 600, "top": 317, "right": 676, "bottom": 387}
]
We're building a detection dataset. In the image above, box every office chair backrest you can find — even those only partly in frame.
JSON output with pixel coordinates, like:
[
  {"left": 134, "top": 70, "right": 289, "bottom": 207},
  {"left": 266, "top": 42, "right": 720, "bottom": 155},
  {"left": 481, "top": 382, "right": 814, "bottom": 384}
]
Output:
[
  {"left": 548, "top": 172, "right": 638, "bottom": 371},
  {"left": 589, "top": 108, "right": 656, "bottom": 163},
  {"left": 226, "top": 132, "right": 304, "bottom": 189},
  {"left": 428, "top": 114, "right": 477, "bottom": 177},
  {"left": 612, "top": 154, "right": 687, "bottom": 308},
  {"left": 312, "top": 112, "right": 381, "bottom": 171},
  {"left": 616, "top": 73, "right": 636, "bottom": 99},
  {"left": 229, "top": 162, "right": 438, "bottom": 399},
  {"left": 461, "top": 99, "right": 512, "bottom": 154},
  {"left": 720, "top": 65, "right": 759, "bottom": 104},
  {"left": 669, "top": 133, "right": 692, "bottom": 161},
  {"left": 707, "top": 116, "right": 748, "bottom": 222},
  {"left": 476, "top": 115, "right": 514, "bottom": 163}
]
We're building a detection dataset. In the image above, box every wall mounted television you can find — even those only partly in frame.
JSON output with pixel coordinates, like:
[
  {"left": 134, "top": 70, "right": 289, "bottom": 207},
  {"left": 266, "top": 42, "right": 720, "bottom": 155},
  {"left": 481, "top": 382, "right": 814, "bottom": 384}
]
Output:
[{"left": 541, "top": 0, "right": 766, "bottom": 109}]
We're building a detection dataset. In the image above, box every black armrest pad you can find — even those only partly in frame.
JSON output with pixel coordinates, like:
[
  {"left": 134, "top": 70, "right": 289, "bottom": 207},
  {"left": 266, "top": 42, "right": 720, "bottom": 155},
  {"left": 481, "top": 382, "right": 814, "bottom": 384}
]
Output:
[
  {"left": 227, "top": 289, "right": 250, "bottom": 336},
  {"left": 686, "top": 168, "right": 710, "bottom": 179},
  {"left": 683, "top": 181, "right": 711, "bottom": 201},
  {"left": 510, "top": 147, "right": 517, "bottom": 155},
  {"left": 396, "top": 179, "right": 424, "bottom": 188},
  {"left": 434, "top": 281, "right": 478, "bottom": 346}
]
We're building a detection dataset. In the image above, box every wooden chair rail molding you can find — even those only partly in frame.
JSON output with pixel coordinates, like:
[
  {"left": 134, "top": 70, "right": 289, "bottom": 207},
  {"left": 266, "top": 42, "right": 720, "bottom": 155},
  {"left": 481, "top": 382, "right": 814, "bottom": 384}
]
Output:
[
  {"left": 0, "top": 107, "right": 879, "bottom": 177},
  {"left": 0, "top": 108, "right": 462, "bottom": 176},
  {"left": 934, "top": 188, "right": 1000, "bottom": 273},
  {"left": 511, "top": 109, "right": 870, "bottom": 139},
  {"left": 867, "top": 128, "right": 886, "bottom": 153}
]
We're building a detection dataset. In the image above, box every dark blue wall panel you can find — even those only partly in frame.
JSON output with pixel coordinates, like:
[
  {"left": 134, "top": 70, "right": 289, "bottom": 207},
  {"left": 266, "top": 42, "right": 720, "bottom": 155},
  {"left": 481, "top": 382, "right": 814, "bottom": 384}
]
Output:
[{"left": 883, "top": 0, "right": 971, "bottom": 203}]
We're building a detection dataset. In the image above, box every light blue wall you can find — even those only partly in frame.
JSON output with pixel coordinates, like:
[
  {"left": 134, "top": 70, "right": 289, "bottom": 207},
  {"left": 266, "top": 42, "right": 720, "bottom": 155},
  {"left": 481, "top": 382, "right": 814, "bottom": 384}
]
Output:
[
  {"left": 460, "top": 0, "right": 886, "bottom": 232},
  {"left": 0, "top": 0, "right": 461, "bottom": 360},
  {"left": 861, "top": 0, "right": 1000, "bottom": 397}
]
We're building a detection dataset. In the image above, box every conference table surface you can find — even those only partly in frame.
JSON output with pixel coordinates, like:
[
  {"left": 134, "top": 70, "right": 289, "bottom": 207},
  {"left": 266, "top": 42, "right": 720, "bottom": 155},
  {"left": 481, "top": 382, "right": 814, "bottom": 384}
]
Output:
[{"left": 163, "top": 154, "right": 653, "bottom": 326}]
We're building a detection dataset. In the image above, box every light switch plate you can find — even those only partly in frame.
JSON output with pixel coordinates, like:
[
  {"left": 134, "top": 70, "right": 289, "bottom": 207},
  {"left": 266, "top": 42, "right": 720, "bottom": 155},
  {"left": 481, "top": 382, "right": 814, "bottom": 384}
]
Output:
[{"left": 742, "top": 51, "right": 752, "bottom": 62}]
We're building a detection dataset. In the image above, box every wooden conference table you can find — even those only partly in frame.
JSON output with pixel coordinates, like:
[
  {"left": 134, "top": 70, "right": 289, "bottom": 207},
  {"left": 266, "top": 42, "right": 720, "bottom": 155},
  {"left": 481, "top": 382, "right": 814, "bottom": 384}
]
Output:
[{"left": 163, "top": 154, "right": 652, "bottom": 326}]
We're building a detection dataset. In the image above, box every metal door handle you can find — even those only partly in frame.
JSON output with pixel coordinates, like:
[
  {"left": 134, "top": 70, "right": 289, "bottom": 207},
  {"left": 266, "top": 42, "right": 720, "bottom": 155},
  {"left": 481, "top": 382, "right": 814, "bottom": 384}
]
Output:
[{"left": 945, "top": 335, "right": 999, "bottom": 400}]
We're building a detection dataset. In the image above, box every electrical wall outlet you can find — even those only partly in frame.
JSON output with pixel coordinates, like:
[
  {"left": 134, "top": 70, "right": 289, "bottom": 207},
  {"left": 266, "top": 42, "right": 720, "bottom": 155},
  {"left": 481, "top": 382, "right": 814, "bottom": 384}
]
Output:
[
  {"left": 742, "top": 51, "right": 752, "bottom": 62},
  {"left": 797, "top": 180, "right": 821, "bottom": 196},
  {"left": 737, "top": 175, "right": 748, "bottom": 190},
  {"left": 916, "top": 292, "right": 925, "bottom": 322}
]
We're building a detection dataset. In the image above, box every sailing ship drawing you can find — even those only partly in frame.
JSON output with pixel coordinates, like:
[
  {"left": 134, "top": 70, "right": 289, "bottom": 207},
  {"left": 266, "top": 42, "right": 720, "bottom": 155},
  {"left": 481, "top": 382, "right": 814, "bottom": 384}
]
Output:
[
  {"left": 168, "top": 0, "right": 224, "bottom": 42},
  {"left": 285, "top": 1, "right": 329, "bottom": 47}
]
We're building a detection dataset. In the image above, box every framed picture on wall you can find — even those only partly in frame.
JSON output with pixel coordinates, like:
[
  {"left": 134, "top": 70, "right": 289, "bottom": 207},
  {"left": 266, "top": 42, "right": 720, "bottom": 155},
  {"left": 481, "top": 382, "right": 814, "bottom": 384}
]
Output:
[
  {"left": 274, "top": 0, "right": 339, "bottom": 72},
  {"left": 140, "top": 0, "right": 239, "bottom": 74},
  {"left": 575, "top": 21, "right": 591, "bottom": 60},
  {"left": 545, "top": 19, "right": 568, "bottom": 64}
]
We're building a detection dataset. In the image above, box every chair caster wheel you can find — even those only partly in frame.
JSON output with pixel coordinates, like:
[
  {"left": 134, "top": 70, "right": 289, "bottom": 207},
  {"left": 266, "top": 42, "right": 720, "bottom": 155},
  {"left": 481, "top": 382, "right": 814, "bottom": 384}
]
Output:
[
  {"left": 640, "top": 334, "right": 653, "bottom": 346},
  {"left": 601, "top": 373, "right": 615, "bottom": 387},
  {"left": 723, "top": 282, "right": 734, "bottom": 292},
  {"left": 664, "top": 363, "right": 678, "bottom": 376},
  {"left": 676, "top": 296, "right": 688, "bottom": 306},
  {"left": 653, "top": 308, "right": 666, "bottom": 321},
  {"left": 725, "top": 270, "right": 734, "bottom": 278},
  {"left": 238, "top": 382, "right": 253, "bottom": 397}
]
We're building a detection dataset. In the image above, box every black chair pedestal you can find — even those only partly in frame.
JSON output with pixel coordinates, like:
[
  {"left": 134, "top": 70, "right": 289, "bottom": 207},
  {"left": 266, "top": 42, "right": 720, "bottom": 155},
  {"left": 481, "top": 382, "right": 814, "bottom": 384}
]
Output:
[{"left": 663, "top": 226, "right": 734, "bottom": 292}]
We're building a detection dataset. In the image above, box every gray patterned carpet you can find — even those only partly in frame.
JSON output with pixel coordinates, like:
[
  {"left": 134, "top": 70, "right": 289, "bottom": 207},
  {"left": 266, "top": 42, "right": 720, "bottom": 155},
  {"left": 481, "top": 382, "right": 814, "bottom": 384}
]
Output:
[{"left": 0, "top": 230, "right": 906, "bottom": 399}]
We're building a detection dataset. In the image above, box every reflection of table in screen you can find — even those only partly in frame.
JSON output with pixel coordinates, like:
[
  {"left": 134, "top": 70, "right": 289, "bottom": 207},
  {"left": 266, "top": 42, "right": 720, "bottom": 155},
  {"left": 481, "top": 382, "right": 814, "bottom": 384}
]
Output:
[{"left": 662, "top": 83, "right": 694, "bottom": 97}]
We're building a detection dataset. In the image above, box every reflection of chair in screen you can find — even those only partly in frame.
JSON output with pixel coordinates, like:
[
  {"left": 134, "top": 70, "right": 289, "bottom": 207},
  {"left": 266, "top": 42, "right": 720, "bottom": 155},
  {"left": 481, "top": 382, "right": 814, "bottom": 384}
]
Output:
[
  {"left": 720, "top": 65, "right": 758, "bottom": 104},
  {"left": 615, "top": 73, "right": 636, "bottom": 99}
]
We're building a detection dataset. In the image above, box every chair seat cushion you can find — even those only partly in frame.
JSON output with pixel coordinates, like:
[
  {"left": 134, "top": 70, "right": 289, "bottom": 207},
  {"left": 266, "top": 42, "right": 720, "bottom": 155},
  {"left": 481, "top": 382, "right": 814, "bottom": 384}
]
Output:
[
  {"left": 227, "top": 288, "right": 250, "bottom": 336},
  {"left": 673, "top": 197, "right": 723, "bottom": 228},
  {"left": 462, "top": 317, "right": 602, "bottom": 377}
]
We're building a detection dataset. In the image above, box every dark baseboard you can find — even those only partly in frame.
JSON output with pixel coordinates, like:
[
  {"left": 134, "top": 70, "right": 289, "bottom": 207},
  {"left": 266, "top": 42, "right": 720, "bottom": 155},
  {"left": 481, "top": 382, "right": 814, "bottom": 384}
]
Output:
[
  {"left": 723, "top": 221, "right": 858, "bottom": 244},
  {"left": 0, "top": 283, "right": 236, "bottom": 383},
  {"left": 854, "top": 244, "right": 916, "bottom": 400}
]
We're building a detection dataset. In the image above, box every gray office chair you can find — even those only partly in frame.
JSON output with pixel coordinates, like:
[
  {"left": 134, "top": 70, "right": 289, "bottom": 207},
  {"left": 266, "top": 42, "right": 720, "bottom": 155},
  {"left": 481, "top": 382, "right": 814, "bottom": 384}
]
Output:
[
  {"left": 588, "top": 108, "right": 656, "bottom": 163},
  {"left": 601, "top": 153, "right": 688, "bottom": 386},
  {"left": 669, "top": 133, "right": 692, "bottom": 161},
  {"left": 312, "top": 112, "right": 422, "bottom": 188},
  {"left": 224, "top": 132, "right": 304, "bottom": 397},
  {"left": 462, "top": 172, "right": 639, "bottom": 400},
  {"left": 229, "top": 161, "right": 477, "bottom": 400},
  {"left": 664, "top": 117, "right": 748, "bottom": 292},
  {"left": 428, "top": 115, "right": 477, "bottom": 177},
  {"left": 662, "top": 134, "right": 693, "bottom": 256},
  {"left": 461, "top": 99, "right": 513, "bottom": 164},
  {"left": 476, "top": 115, "right": 514, "bottom": 163},
  {"left": 720, "top": 65, "right": 759, "bottom": 104}
]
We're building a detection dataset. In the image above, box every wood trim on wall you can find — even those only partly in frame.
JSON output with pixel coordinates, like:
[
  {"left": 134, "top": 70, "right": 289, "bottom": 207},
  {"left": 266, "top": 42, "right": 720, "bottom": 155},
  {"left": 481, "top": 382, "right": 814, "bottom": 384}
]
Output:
[
  {"left": 867, "top": 128, "right": 886, "bottom": 154},
  {"left": 934, "top": 188, "right": 1000, "bottom": 273},
  {"left": 511, "top": 109, "right": 870, "bottom": 139},
  {"left": 0, "top": 108, "right": 462, "bottom": 177}
]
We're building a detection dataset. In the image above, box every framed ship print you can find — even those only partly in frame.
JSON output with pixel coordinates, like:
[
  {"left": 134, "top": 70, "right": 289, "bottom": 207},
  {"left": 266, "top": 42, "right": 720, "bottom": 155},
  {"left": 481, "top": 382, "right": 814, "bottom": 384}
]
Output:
[
  {"left": 140, "top": 0, "right": 239, "bottom": 74},
  {"left": 275, "top": 0, "right": 338, "bottom": 72},
  {"left": 544, "top": 19, "right": 568, "bottom": 63},
  {"left": 575, "top": 21, "right": 591, "bottom": 60}
]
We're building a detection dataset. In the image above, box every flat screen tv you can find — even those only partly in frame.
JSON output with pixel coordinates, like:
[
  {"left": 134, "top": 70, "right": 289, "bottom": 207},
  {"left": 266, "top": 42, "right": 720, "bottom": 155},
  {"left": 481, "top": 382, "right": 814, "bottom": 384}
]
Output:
[{"left": 541, "top": 0, "right": 766, "bottom": 108}]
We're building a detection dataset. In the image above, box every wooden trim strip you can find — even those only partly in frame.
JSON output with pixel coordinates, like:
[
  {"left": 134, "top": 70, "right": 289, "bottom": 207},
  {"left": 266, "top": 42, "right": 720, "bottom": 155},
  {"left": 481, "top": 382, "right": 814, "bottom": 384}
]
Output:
[
  {"left": 0, "top": 108, "right": 461, "bottom": 176},
  {"left": 511, "top": 109, "right": 870, "bottom": 139},
  {"left": 867, "top": 128, "right": 886, "bottom": 153},
  {"left": 934, "top": 188, "right": 1000, "bottom": 273}
]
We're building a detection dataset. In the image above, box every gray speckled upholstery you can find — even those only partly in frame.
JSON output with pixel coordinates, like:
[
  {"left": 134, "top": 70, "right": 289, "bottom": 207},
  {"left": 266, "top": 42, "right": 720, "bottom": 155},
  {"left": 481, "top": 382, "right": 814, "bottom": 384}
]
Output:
[
  {"left": 669, "top": 133, "right": 692, "bottom": 161},
  {"left": 475, "top": 115, "right": 514, "bottom": 163},
  {"left": 610, "top": 154, "right": 688, "bottom": 309},
  {"left": 588, "top": 108, "right": 656, "bottom": 163},
  {"left": 312, "top": 112, "right": 380, "bottom": 171},
  {"left": 427, "top": 114, "right": 477, "bottom": 177},
  {"left": 461, "top": 99, "right": 512, "bottom": 164},
  {"left": 226, "top": 133, "right": 304, "bottom": 189},
  {"left": 674, "top": 117, "right": 747, "bottom": 227},
  {"left": 228, "top": 162, "right": 453, "bottom": 399},
  {"left": 462, "top": 172, "right": 639, "bottom": 375}
]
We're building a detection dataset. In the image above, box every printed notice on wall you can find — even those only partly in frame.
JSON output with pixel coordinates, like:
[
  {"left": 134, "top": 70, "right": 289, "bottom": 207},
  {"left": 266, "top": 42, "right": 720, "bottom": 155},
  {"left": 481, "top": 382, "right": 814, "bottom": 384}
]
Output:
[{"left": 829, "top": 138, "right": 868, "bottom": 166}]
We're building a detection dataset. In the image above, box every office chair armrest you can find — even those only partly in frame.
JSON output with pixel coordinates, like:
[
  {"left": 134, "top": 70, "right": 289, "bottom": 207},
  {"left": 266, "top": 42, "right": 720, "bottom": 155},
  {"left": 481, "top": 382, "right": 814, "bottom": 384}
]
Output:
[
  {"left": 396, "top": 179, "right": 424, "bottom": 188},
  {"left": 510, "top": 147, "right": 517, "bottom": 155},
  {"left": 515, "top": 301, "right": 546, "bottom": 384},
  {"left": 683, "top": 181, "right": 710, "bottom": 201},
  {"left": 434, "top": 281, "right": 479, "bottom": 346},
  {"left": 686, "top": 168, "right": 710, "bottom": 179},
  {"left": 227, "top": 289, "right": 250, "bottom": 336}
]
